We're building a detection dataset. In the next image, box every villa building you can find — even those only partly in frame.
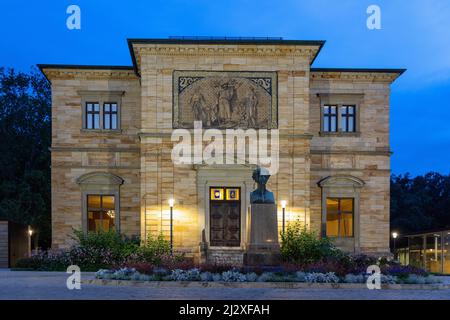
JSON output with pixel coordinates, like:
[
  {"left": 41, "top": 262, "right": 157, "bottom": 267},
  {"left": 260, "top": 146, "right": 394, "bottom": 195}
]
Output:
[{"left": 39, "top": 38, "right": 404, "bottom": 264}]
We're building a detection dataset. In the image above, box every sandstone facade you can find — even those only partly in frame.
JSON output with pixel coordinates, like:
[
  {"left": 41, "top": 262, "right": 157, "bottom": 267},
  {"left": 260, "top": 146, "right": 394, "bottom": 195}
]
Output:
[{"left": 40, "top": 38, "right": 404, "bottom": 262}]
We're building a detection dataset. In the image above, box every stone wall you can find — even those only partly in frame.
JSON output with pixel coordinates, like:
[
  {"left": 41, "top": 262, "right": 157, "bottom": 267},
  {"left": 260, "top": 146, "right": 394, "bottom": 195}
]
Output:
[
  {"left": 43, "top": 41, "right": 401, "bottom": 258},
  {"left": 135, "top": 43, "right": 318, "bottom": 260},
  {"left": 309, "top": 72, "right": 394, "bottom": 254},
  {"left": 47, "top": 70, "right": 141, "bottom": 249}
]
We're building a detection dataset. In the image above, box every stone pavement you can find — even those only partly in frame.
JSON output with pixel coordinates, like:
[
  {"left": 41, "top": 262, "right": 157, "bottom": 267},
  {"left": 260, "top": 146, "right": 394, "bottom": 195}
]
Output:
[{"left": 0, "top": 270, "right": 449, "bottom": 300}]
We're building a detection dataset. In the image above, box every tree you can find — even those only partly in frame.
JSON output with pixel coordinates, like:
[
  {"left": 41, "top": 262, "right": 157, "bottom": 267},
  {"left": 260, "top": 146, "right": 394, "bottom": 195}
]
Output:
[
  {"left": 0, "top": 67, "right": 51, "bottom": 248},
  {"left": 390, "top": 172, "right": 450, "bottom": 234}
]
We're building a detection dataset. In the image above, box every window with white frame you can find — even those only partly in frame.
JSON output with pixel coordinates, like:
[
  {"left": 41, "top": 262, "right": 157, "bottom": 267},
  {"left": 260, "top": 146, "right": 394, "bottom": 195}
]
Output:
[
  {"left": 103, "top": 103, "right": 118, "bottom": 130},
  {"left": 321, "top": 104, "right": 357, "bottom": 133},
  {"left": 85, "top": 102, "right": 100, "bottom": 129},
  {"left": 80, "top": 91, "right": 123, "bottom": 131}
]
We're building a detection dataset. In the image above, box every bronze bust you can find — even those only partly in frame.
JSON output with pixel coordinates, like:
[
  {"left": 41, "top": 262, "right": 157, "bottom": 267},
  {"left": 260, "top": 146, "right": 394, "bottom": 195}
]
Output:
[{"left": 250, "top": 167, "right": 275, "bottom": 204}]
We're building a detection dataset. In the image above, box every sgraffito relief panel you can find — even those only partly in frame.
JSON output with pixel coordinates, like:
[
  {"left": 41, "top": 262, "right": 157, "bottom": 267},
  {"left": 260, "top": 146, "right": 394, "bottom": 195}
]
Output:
[{"left": 173, "top": 71, "right": 278, "bottom": 129}]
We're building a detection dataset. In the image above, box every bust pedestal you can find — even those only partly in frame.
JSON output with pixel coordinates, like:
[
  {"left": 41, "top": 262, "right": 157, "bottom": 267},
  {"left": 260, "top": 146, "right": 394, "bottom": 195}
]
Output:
[{"left": 243, "top": 203, "right": 281, "bottom": 266}]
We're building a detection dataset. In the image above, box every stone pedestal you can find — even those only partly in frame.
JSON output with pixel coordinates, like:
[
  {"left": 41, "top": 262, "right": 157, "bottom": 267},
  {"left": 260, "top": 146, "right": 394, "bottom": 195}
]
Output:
[{"left": 244, "top": 203, "right": 281, "bottom": 266}]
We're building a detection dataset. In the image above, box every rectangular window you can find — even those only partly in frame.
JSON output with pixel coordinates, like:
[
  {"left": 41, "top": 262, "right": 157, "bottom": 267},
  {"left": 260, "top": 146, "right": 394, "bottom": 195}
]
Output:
[
  {"left": 103, "top": 103, "right": 118, "bottom": 130},
  {"left": 326, "top": 198, "right": 354, "bottom": 237},
  {"left": 340, "top": 105, "right": 356, "bottom": 132},
  {"left": 86, "top": 103, "right": 100, "bottom": 129},
  {"left": 322, "top": 105, "right": 338, "bottom": 132},
  {"left": 210, "top": 188, "right": 224, "bottom": 201},
  {"left": 87, "top": 195, "right": 115, "bottom": 232},
  {"left": 226, "top": 188, "right": 240, "bottom": 201}
]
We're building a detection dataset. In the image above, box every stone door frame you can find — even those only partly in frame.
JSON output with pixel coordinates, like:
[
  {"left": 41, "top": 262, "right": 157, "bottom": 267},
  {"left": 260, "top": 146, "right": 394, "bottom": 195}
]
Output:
[{"left": 196, "top": 164, "right": 255, "bottom": 251}]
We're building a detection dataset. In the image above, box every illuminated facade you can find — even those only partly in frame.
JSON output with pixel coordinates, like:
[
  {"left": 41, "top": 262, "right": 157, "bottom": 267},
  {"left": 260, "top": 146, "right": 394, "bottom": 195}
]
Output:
[{"left": 39, "top": 38, "right": 404, "bottom": 263}]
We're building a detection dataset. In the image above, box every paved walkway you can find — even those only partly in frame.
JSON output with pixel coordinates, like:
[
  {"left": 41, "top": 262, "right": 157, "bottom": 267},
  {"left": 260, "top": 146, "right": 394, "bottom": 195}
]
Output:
[{"left": 0, "top": 270, "right": 449, "bottom": 300}]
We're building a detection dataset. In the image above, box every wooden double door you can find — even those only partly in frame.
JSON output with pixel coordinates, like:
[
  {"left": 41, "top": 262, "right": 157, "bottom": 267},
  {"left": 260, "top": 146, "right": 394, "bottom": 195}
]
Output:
[{"left": 209, "top": 187, "right": 241, "bottom": 247}]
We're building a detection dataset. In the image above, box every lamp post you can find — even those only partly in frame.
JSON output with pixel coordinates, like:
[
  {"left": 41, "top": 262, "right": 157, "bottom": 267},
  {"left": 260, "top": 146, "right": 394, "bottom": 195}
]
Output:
[
  {"left": 168, "top": 198, "right": 175, "bottom": 254},
  {"left": 281, "top": 200, "right": 287, "bottom": 236},
  {"left": 27, "top": 226, "right": 33, "bottom": 257},
  {"left": 392, "top": 232, "right": 398, "bottom": 260}
]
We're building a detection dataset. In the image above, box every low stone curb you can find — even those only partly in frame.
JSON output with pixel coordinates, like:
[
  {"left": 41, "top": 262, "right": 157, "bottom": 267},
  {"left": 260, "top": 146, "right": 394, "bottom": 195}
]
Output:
[{"left": 84, "top": 278, "right": 450, "bottom": 290}]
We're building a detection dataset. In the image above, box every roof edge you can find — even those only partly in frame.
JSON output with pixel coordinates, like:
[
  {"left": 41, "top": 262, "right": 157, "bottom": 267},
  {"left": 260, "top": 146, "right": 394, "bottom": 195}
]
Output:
[
  {"left": 37, "top": 64, "right": 135, "bottom": 82},
  {"left": 37, "top": 64, "right": 133, "bottom": 70},
  {"left": 127, "top": 38, "right": 326, "bottom": 76},
  {"left": 127, "top": 38, "right": 325, "bottom": 46},
  {"left": 311, "top": 67, "right": 406, "bottom": 75}
]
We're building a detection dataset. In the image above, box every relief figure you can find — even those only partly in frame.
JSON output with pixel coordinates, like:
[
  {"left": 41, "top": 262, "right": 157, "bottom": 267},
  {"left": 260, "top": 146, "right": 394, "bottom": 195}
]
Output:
[
  {"left": 217, "top": 81, "right": 237, "bottom": 124},
  {"left": 190, "top": 91, "right": 207, "bottom": 123},
  {"left": 175, "top": 71, "right": 276, "bottom": 129},
  {"left": 244, "top": 87, "right": 258, "bottom": 127}
]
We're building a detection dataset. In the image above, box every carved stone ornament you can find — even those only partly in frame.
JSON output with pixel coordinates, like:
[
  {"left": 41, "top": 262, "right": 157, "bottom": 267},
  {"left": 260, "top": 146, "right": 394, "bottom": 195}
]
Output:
[{"left": 173, "top": 70, "right": 277, "bottom": 129}]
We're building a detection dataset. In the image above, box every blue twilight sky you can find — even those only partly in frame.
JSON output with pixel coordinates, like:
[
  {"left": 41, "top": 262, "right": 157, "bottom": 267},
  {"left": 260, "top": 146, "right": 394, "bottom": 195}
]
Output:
[{"left": 1, "top": 0, "right": 449, "bottom": 175}]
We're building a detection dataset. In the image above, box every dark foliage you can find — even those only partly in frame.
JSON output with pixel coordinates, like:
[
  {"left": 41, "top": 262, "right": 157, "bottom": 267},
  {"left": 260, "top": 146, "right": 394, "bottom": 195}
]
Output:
[
  {"left": 0, "top": 67, "right": 51, "bottom": 248},
  {"left": 391, "top": 172, "right": 450, "bottom": 234},
  {"left": 381, "top": 265, "right": 428, "bottom": 279}
]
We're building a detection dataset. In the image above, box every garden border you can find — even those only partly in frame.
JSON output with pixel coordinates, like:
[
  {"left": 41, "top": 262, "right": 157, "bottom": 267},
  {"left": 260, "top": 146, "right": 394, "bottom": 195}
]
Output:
[{"left": 83, "top": 279, "right": 450, "bottom": 290}]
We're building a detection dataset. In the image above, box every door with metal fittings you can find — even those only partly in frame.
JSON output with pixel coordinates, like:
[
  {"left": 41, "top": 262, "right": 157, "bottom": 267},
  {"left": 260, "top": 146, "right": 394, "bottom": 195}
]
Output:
[{"left": 209, "top": 187, "right": 241, "bottom": 247}]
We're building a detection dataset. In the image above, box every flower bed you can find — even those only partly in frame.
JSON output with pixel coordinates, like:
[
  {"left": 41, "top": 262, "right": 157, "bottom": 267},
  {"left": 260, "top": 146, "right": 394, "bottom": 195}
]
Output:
[
  {"left": 95, "top": 266, "right": 442, "bottom": 285},
  {"left": 14, "top": 227, "right": 442, "bottom": 287},
  {"left": 14, "top": 230, "right": 181, "bottom": 271}
]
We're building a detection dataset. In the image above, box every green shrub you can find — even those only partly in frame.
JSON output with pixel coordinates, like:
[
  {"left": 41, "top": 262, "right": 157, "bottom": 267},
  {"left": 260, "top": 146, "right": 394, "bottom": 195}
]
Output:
[
  {"left": 139, "top": 233, "right": 172, "bottom": 265},
  {"left": 15, "top": 230, "right": 175, "bottom": 271},
  {"left": 280, "top": 221, "right": 341, "bottom": 264},
  {"left": 71, "top": 229, "right": 140, "bottom": 265}
]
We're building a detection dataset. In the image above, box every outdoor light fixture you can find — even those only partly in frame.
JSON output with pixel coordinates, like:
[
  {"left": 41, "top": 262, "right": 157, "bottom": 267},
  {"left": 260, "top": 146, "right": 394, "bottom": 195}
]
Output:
[
  {"left": 392, "top": 232, "right": 399, "bottom": 260},
  {"left": 28, "top": 226, "right": 33, "bottom": 257},
  {"left": 168, "top": 198, "right": 175, "bottom": 253},
  {"left": 281, "top": 200, "right": 287, "bottom": 236}
]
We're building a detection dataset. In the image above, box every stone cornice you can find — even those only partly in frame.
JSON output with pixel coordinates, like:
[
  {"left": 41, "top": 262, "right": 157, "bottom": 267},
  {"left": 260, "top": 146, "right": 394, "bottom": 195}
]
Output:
[
  {"left": 131, "top": 44, "right": 321, "bottom": 76},
  {"left": 311, "top": 149, "right": 392, "bottom": 156},
  {"left": 40, "top": 68, "right": 138, "bottom": 82},
  {"left": 310, "top": 71, "right": 402, "bottom": 83},
  {"left": 51, "top": 146, "right": 140, "bottom": 153}
]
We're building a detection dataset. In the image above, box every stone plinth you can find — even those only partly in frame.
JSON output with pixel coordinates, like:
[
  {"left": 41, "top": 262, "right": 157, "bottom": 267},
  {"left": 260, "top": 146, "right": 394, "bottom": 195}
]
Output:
[{"left": 244, "top": 203, "right": 281, "bottom": 266}]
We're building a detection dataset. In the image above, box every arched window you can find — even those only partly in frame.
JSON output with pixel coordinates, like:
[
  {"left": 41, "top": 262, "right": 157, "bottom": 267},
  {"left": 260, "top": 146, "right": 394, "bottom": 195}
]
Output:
[
  {"left": 76, "top": 172, "right": 124, "bottom": 233},
  {"left": 318, "top": 175, "right": 364, "bottom": 251}
]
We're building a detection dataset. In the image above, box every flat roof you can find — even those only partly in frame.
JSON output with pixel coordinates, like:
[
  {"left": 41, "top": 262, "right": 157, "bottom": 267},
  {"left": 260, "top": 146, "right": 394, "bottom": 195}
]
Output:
[
  {"left": 127, "top": 38, "right": 326, "bottom": 46},
  {"left": 37, "top": 64, "right": 133, "bottom": 70},
  {"left": 399, "top": 227, "right": 450, "bottom": 237},
  {"left": 311, "top": 67, "right": 406, "bottom": 75},
  {"left": 38, "top": 38, "right": 407, "bottom": 81}
]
